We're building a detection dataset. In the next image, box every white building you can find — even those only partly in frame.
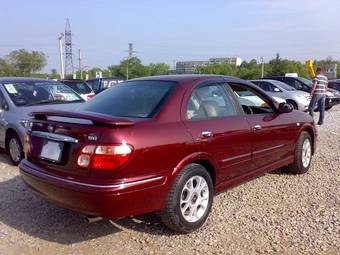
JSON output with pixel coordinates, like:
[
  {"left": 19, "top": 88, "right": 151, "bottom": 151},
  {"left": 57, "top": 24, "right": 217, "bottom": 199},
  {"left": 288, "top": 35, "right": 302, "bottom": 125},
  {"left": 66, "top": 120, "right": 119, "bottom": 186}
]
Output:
[{"left": 176, "top": 57, "right": 242, "bottom": 74}]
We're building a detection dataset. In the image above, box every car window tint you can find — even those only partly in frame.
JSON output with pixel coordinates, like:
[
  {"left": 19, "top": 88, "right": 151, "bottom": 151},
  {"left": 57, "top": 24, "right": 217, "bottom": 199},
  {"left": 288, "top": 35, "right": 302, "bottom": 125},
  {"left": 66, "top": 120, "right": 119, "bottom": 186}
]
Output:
[
  {"left": 229, "top": 83, "right": 274, "bottom": 115},
  {"left": 282, "top": 78, "right": 296, "bottom": 88},
  {"left": 62, "top": 81, "right": 92, "bottom": 94},
  {"left": 187, "top": 84, "right": 238, "bottom": 120},
  {"left": 255, "top": 81, "right": 273, "bottom": 92},
  {"left": 87, "top": 80, "right": 100, "bottom": 92},
  {"left": 78, "top": 81, "right": 175, "bottom": 118}
]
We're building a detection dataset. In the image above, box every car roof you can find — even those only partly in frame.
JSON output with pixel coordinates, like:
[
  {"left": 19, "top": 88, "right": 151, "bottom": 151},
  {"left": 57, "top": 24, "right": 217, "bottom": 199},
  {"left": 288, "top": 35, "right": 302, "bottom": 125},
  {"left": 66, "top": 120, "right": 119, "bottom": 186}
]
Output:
[
  {"left": 59, "top": 79, "right": 84, "bottom": 82},
  {"left": 251, "top": 79, "right": 277, "bottom": 82},
  {"left": 86, "top": 77, "right": 124, "bottom": 81},
  {"left": 0, "top": 77, "right": 54, "bottom": 84},
  {"left": 131, "top": 74, "right": 250, "bottom": 85}
]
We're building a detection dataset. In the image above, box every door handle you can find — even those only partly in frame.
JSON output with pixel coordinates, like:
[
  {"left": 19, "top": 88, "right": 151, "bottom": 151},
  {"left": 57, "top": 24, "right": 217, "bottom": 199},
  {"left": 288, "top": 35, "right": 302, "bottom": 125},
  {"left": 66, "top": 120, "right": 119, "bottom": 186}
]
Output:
[
  {"left": 201, "top": 131, "right": 213, "bottom": 138},
  {"left": 253, "top": 125, "right": 262, "bottom": 131}
]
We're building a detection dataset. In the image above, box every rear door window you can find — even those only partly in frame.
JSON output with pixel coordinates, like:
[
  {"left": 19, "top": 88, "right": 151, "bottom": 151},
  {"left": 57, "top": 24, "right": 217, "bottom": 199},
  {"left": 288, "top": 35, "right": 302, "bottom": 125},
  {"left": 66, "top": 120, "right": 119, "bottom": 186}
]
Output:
[{"left": 187, "top": 84, "right": 238, "bottom": 120}]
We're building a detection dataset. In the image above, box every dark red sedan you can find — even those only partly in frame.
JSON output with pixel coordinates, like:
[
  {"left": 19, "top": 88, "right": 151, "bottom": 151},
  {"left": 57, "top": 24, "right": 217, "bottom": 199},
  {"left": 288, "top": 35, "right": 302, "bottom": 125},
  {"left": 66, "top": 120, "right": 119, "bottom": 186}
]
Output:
[{"left": 19, "top": 75, "right": 316, "bottom": 233}]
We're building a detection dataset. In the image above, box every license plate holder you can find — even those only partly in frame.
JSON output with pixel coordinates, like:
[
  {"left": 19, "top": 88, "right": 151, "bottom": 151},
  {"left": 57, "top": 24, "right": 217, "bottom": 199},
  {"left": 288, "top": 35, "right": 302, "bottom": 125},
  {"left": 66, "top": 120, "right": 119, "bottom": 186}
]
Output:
[{"left": 40, "top": 140, "right": 64, "bottom": 163}]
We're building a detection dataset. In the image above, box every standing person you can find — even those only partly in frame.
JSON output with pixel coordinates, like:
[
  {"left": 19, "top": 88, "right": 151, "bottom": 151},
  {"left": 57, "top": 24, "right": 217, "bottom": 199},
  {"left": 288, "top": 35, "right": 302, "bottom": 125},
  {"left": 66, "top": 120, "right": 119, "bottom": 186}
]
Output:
[{"left": 308, "top": 67, "right": 328, "bottom": 125}]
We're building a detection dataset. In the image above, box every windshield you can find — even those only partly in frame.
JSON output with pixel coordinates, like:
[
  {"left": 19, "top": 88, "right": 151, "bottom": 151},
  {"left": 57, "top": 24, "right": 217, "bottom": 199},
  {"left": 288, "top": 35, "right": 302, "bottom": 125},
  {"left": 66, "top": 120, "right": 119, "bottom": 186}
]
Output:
[
  {"left": 78, "top": 80, "right": 176, "bottom": 118},
  {"left": 297, "top": 77, "right": 312, "bottom": 87},
  {"left": 61, "top": 80, "right": 92, "bottom": 94},
  {"left": 270, "top": 80, "right": 296, "bottom": 91},
  {"left": 86, "top": 79, "right": 100, "bottom": 92},
  {"left": 3, "top": 81, "right": 83, "bottom": 106}
]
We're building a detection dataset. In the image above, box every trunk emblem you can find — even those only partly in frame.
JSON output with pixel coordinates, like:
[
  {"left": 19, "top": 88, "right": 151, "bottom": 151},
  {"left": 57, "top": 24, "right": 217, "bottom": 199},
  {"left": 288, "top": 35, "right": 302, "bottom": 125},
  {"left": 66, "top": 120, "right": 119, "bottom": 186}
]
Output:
[
  {"left": 88, "top": 135, "right": 97, "bottom": 141},
  {"left": 47, "top": 125, "right": 54, "bottom": 133}
]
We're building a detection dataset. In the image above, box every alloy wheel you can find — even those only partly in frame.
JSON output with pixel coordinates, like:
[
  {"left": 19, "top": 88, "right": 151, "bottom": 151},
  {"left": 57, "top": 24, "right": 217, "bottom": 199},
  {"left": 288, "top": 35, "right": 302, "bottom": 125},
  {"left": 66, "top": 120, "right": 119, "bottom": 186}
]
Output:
[
  {"left": 302, "top": 139, "right": 311, "bottom": 168},
  {"left": 9, "top": 138, "right": 21, "bottom": 163},
  {"left": 180, "top": 175, "right": 209, "bottom": 223}
]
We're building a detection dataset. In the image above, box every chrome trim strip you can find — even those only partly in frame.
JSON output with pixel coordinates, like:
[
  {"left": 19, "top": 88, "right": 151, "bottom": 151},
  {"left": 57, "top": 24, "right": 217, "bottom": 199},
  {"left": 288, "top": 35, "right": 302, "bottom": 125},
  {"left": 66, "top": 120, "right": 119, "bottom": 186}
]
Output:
[
  {"left": 22, "top": 165, "right": 164, "bottom": 189},
  {"left": 221, "top": 152, "right": 251, "bottom": 163},
  {"left": 253, "top": 144, "right": 285, "bottom": 155},
  {"left": 31, "top": 131, "right": 79, "bottom": 144}
]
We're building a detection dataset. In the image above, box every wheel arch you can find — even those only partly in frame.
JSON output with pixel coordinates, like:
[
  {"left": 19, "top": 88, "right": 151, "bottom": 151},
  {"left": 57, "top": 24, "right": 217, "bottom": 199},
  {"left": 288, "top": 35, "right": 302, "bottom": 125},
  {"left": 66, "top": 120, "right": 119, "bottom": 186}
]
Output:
[
  {"left": 301, "top": 126, "right": 315, "bottom": 155},
  {"left": 286, "top": 99, "right": 298, "bottom": 109},
  {"left": 172, "top": 152, "right": 218, "bottom": 186}
]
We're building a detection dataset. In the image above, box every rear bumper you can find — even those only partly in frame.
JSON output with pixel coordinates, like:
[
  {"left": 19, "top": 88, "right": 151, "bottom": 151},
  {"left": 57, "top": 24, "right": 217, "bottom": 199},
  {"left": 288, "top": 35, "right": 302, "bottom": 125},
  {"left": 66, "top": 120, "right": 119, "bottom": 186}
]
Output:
[{"left": 19, "top": 160, "right": 168, "bottom": 218}]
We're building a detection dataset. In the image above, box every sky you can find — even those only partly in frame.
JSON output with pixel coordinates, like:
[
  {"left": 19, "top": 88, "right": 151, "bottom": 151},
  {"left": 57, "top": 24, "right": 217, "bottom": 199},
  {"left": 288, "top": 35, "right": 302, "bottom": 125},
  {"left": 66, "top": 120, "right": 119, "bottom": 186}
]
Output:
[{"left": 1, "top": 0, "right": 339, "bottom": 73}]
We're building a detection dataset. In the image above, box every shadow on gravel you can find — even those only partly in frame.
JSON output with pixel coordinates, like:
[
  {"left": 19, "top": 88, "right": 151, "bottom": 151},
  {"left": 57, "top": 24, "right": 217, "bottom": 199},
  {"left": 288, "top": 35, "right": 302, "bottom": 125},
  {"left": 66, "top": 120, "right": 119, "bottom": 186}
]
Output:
[
  {"left": 0, "top": 176, "right": 121, "bottom": 244},
  {"left": 0, "top": 148, "right": 12, "bottom": 165},
  {"left": 113, "top": 213, "right": 176, "bottom": 236},
  {"left": 268, "top": 167, "right": 295, "bottom": 175}
]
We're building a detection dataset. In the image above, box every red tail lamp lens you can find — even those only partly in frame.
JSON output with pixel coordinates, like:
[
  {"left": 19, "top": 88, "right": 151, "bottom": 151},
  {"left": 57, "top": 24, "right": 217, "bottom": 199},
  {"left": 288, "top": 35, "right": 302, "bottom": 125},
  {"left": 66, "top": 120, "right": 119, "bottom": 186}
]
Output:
[{"left": 77, "top": 143, "right": 133, "bottom": 170}]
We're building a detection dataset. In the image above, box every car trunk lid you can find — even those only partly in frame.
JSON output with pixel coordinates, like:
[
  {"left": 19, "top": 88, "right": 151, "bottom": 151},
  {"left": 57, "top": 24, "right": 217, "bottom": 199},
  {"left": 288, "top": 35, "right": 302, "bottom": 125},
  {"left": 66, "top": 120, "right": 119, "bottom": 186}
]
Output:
[{"left": 26, "top": 110, "right": 134, "bottom": 177}]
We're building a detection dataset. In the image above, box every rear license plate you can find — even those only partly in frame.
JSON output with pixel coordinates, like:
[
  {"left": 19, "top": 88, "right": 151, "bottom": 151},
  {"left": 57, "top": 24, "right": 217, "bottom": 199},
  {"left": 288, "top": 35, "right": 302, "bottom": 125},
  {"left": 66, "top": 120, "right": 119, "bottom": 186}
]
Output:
[{"left": 40, "top": 140, "right": 64, "bottom": 162}]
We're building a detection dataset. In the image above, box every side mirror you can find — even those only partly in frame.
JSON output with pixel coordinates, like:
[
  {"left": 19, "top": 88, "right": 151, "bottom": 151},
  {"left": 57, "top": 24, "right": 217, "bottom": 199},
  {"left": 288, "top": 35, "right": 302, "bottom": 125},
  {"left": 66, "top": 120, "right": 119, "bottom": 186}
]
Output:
[
  {"left": 278, "top": 102, "right": 293, "bottom": 113},
  {"left": 274, "top": 88, "right": 281, "bottom": 92}
]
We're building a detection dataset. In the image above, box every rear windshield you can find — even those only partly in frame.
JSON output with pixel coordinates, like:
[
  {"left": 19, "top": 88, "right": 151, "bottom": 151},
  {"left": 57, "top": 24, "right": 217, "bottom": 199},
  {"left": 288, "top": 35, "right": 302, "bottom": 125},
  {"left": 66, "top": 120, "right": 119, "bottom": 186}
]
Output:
[
  {"left": 61, "top": 80, "right": 92, "bottom": 94},
  {"left": 78, "top": 80, "right": 176, "bottom": 118}
]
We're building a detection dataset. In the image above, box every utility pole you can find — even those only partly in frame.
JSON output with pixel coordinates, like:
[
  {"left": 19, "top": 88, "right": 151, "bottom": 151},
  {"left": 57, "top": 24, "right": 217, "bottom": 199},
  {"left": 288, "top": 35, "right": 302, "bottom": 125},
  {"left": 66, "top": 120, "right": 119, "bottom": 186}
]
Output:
[
  {"left": 78, "top": 49, "right": 82, "bottom": 79},
  {"left": 126, "top": 43, "right": 137, "bottom": 80},
  {"left": 58, "top": 33, "right": 65, "bottom": 79},
  {"left": 261, "top": 56, "right": 264, "bottom": 78},
  {"left": 64, "top": 19, "right": 74, "bottom": 75}
]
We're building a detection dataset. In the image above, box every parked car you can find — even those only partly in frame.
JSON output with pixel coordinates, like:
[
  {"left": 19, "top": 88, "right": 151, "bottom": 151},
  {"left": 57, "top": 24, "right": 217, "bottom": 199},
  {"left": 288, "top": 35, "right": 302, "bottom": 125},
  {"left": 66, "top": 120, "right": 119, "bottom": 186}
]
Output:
[
  {"left": 264, "top": 76, "right": 340, "bottom": 110},
  {"left": 250, "top": 79, "right": 310, "bottom": 111},
  {"left": 86, "top": 77, "right": 125, "bottom": 94},
  {"left": 0, "top": 77, "right": 84, "bottom": 165},
  {"left": 19, "top": 75, "right": 316, "bottom": 233},
  {"left": 328, "top": 79, "right": 340, "bottom": 93},
  {"left": 58, "top": 79, "right": 95, "bottom": 101}
]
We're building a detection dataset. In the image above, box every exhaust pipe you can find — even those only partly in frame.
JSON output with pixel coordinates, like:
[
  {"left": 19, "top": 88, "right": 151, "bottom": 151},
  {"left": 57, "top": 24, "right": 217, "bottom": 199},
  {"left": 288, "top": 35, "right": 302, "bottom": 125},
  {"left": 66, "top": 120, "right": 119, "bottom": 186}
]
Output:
[{"left": 85, "top": 215, "right": 103, "bottom": 223}]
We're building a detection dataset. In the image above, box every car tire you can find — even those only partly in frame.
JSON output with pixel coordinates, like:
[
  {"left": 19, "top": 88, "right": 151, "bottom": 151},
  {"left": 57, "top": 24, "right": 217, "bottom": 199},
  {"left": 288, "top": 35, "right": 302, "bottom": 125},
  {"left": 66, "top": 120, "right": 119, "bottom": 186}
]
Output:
[
  {"left": 161, "top": 163, "right": 213, "bottom": 233},
  {"left": 287, "top": 100, "right": 298, "bottom": 110},
  {"left": 6, "top": 133, "right": 24, "bottom": 165},
  {"left": 288, "top": 131, "right": 312, "bottom": 174}
]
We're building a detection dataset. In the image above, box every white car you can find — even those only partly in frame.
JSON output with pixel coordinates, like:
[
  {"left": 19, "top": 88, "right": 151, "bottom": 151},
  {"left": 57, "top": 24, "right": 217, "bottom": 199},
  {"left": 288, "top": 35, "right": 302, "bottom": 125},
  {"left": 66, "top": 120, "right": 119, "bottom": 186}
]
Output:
[{"left": 59, "top": 79, "right": 95, "bottom": 101}]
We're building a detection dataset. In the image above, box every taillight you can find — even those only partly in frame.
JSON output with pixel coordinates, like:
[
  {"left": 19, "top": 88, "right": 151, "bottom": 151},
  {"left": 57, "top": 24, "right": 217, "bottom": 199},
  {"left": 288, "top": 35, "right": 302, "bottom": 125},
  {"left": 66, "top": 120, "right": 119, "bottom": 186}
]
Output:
[
  {"left": 87, "top": 93, "right": 95, "bottom": 100},
  {"left": 77, "top": 143, "right": 133, "bottom": 170}
]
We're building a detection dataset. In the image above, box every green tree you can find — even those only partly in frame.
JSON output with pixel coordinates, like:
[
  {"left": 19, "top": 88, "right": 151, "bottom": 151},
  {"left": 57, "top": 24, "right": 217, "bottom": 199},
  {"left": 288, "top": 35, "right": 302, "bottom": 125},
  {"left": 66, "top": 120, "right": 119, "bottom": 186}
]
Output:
[
  {"left": 269, "top": 53, "right": 284, "bottom": 76},
  {"left": 147, "top": 63, "right": 170, "bottom": 76},
  {"left": 108, "top": 57, "right": 149, "bottom": 79},
  {"left": 0, "top": 58, "right": 17, "bottom": 76},
  {"left": 7, "top": 49, "right": 47, "bottom": 76},
  {"left": 50, "top": 68, "right": 59, "bottom": 79}
]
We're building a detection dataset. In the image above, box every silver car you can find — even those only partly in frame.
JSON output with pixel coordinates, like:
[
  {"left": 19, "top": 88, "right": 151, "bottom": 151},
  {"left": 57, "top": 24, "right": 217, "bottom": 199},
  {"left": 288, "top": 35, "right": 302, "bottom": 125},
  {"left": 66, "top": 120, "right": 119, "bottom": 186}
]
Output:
[
  {"left": 250, "top": 79, "right": 310, "bottom": 111},
  {"left": 0, "top": 77, "right": 84, "bottom": 165}
]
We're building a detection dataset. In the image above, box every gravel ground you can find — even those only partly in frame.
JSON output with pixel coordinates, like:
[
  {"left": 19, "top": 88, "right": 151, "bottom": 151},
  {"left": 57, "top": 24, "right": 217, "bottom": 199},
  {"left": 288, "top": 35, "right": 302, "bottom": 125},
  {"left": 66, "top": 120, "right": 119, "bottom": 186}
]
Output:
[{"left": 0, "top": 106, "right": 339, "bottom": 255}]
